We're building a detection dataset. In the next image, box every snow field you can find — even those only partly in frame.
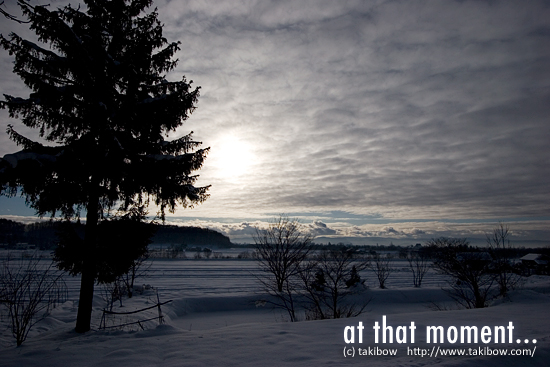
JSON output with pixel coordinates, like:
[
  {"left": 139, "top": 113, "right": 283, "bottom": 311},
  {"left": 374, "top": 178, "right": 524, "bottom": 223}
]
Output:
[{"left": 0, "top": 256, "right": 549, "bottom": 366}]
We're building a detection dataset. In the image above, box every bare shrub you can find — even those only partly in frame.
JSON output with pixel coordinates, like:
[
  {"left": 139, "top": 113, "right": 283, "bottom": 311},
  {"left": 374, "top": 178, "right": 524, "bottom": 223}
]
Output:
[
  {"left": 102, "top": 251, "right": 152, "bottom": 308},
  {"left": 369, "top": 251, "right": 392, "bottom": 289},
  {"left": 119, "top": 252, "right": 152, "bottom": 299},
  {"left": 100, "top": 277, "right": 127, "bottom": 309},
  {"left": 406, "top": 249, "right": 430, "bottom": 287},
  {"left": 0, "top": 252, "right": 67, "bottom": 346},
  {"left": 428, "top": 238, "right": 495, "bottom": 309},
  {"left": 253, "top": 216, "right": 313, "bottom": 322},
  {"left": 487, "top": 224, "right": 522, "bottom": 297},
  {"left": 300, "top": 248, "right": 370, "bottom": 319}
]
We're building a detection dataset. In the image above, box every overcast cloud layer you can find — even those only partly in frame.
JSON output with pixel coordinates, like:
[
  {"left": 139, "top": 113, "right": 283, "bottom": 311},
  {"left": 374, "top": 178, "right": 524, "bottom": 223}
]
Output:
[{"left": 1, "top": 0, "right": 549, "bottom": 245}]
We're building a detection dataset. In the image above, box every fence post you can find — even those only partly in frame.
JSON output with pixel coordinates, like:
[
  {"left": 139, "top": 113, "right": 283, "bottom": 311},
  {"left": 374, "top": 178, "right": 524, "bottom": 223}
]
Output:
[
  {"left": 96, "top": 297, "right": 171, "bottom": 330},
  {"left": 100, "top": 309, "right": 106, "bottom": 330},
  {"left": 157, "top": 291, "right": 164, "bottom": 325}
]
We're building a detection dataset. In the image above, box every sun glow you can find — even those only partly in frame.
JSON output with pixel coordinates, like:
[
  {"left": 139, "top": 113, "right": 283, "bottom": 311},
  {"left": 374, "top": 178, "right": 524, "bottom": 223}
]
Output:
[{"left": 210, "top": 136, "right": 256, "bottom": 181}]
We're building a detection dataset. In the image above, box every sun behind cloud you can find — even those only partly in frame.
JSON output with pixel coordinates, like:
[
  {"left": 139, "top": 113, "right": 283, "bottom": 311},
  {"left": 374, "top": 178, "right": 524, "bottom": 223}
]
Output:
[{"left": 209, "top": 134, "right": 257, "bottom": 182}]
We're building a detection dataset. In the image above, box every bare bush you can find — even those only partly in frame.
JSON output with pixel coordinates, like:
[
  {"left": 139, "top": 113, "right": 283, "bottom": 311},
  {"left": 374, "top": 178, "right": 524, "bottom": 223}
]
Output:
[
  {"left": 369, "top": 252, "right": 392, "bottom": 289},
  {"left": 119, "top": 252, "right": 152, "bottom": 299},
  {"left": 0, "top": 252, "right": 67, "bottom": 346},
  {"left": 253, "top": 216, "right": 313, "bottom": 322},
  {"left": 101, "top": 251, "right": 152, "bottom": 308},
  {"left": 300, "top": 248, "right": 370, "bottom": 319},
  {"left": 100, "top": 277, "right": 127, "bottom": 309},
  {"left": 487, "top": 224, "right": 522, "bottom": 297},
  {"left": 406, "top": 249, "right": 430, "bottom": 287},
  {"left": 428, "top": 238, "right": 495, "bottom": 309}
]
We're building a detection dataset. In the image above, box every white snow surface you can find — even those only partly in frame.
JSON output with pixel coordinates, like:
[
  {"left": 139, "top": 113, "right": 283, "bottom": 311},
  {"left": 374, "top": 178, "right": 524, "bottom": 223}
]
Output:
[{"left": 1, "top": 258, "right": 549, "bottom": 366}]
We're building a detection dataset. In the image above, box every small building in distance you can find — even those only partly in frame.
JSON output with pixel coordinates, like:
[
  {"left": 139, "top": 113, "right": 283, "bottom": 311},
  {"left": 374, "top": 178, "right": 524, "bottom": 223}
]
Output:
[{"left": 520, "top": 253, "right": 549, "bottom": 275}]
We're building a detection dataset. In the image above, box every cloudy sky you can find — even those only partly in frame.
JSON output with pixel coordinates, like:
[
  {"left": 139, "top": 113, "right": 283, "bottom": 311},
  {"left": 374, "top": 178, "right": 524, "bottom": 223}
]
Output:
[{"left": 1, "top": 0, "right": 549, "bottom": 246}]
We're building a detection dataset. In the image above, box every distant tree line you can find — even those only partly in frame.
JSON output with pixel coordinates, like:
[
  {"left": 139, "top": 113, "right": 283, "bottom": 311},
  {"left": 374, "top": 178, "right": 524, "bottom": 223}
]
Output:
[
  {"left": 151, "top": 224, "right": 232, "bottom": 248},
  {"left": 0, "top": 219, "right": 232, "bottom": 250},
  {"left": 0, "top": 219, "right": 58, "bottom": 249},
  {"left": 237, "top": 238, "right": 548, "bottom": 260}
]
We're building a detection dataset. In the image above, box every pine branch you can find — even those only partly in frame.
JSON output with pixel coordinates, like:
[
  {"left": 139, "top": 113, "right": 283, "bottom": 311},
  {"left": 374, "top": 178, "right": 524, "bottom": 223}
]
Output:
[{"left": 0, "top": 1, "right": 31, "bottom": 24}]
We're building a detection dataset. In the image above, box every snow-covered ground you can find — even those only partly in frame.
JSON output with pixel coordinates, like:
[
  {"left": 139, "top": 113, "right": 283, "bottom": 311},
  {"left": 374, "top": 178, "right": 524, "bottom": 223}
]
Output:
[{"left": 1, "top": 255, "right": 549, "bottom": 366}]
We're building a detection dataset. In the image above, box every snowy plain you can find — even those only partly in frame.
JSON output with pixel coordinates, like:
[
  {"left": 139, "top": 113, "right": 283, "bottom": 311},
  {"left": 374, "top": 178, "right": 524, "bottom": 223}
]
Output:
[{"left": 1, "top": 252, "right": 549, "bottom": 367}]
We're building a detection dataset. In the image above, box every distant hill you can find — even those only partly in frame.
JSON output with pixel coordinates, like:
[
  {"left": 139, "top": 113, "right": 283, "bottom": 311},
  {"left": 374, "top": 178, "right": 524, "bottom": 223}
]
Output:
[
  {"left": 0, "top": 218, "right": 232, "bottom": 249},
  {"left": 0, "top": 218, "right": 59, "bottom": 249},
  {"left": 151, "top": 224, "right": 232, "bottom": 248},
  {"left": 0, "top": 218, "right": 26, "bottom": 246}
]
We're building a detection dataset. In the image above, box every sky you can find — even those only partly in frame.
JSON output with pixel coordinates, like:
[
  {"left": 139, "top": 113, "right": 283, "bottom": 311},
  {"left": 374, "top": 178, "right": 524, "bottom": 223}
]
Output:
[{"left": 1, "top": 0, "right": 549, "bottom": 246}]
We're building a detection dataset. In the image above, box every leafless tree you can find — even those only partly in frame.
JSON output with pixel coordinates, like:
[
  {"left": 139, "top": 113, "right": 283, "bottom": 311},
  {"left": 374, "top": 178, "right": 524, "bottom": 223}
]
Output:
[
  {"left": 406, "top": 249, "right": 430, "bottom": 287},
  {"left": 0, "top": 252, "right": 67, "bottom": 346},
  {"left": 100, "top": 276, "right": 126, "bottom": 309},
  {"left": 428, "top": 237, "right": 495, "bottom": 309},
  {"left": 253, "top": 216, "right": 313, "bottom": 322},
  {"left": 369, "top": 251, "right": 392, "bottom": 289},
  {"left": 119, "top": 252, "right": 152, "bottom": 299},
  {"left": 487, "top": 224, "right": 522, "bottom": 297},
  {"left": 300, "top": 248, "right": 370, "bottom": 320}
]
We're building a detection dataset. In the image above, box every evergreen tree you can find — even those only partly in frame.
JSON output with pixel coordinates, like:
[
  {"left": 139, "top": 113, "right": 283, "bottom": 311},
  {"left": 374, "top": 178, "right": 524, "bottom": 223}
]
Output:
[{"left": 0, "top": 0, "right": 209, "bottom": 332}]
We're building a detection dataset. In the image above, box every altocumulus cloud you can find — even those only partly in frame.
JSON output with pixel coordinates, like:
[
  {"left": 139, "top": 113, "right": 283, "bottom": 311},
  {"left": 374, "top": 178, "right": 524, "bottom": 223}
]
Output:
[
  {"left": 1, "top": 0, "right": 549, "bottom": 245},
  {"left": 154, "top": 0, "right": 550, "bottom": 222}
]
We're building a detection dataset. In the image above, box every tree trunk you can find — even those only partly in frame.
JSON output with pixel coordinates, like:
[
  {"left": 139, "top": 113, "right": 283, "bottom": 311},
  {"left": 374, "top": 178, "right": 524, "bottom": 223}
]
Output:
[
  {"left": 75, "top": 194, "right": 99, "bottom": 333},
  {"left": 75, "top": 259, "right": 96, "bottom": 333}
]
